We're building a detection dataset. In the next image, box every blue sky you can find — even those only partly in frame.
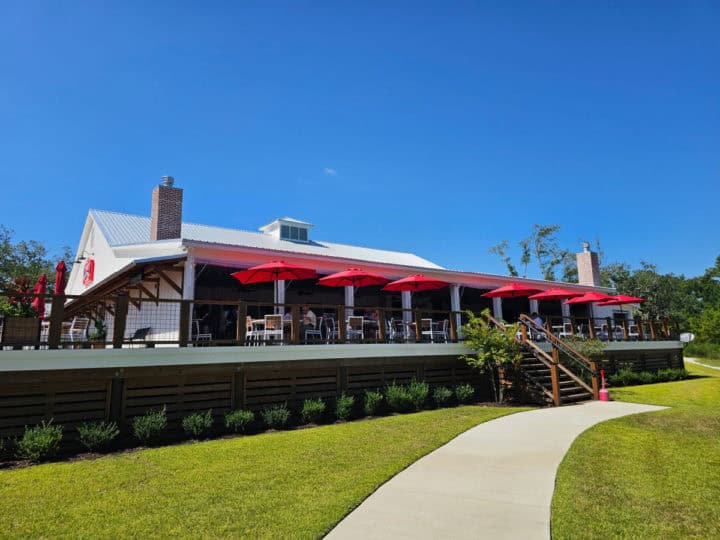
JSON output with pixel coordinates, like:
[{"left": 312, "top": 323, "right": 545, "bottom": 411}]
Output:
[{"left": 1, "top": 1, "right": 718, "bottom": 278}]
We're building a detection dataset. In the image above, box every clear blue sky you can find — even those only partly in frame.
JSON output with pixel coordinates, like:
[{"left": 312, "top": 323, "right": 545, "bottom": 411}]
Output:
[{"left": 1, "top": 1, "right": 718, "bottom": 278}]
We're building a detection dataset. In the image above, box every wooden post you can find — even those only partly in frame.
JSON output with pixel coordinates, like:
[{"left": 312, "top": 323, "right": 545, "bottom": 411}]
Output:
[
  {"left": 649, "top": 321, "right": 657, "bottom": 340},
  {"left": 637, "top": 320, "right": 646, "bottom": 341},
  {"left": 449, "top": 311, "right": 458, "bottom": 342},
  {"left": 588, "top": 318, "right": 596, "bottom": 340},
  {"left": 589, "top": 361, "right": 599, "bottom": 400},
  {"left": 48, "top": 294, "right": 65, "bottom": 349},
  {"left": 291, "top": 305, "right": 301, "bottom": 344},
  {"left": 376, "top": 309, "right": 385, "bottom": 342},
  {"left": 520, "top": 323, "right": 528, "bottom": 343},
  {"left": 661, "top": 320, "right": 669, "bottom": 339},
  {"left": 622, "top": 320, "right": 629, "bottom": 341},
  {"left": 549, "top": 363, "right": 561, "bottom": 407},
  {"left": 606, "top": 317, "right": 613, "bottom": 341},
  {"left": 179, "top": 300, "right": 190, "bottom": 347},
  {"left": 414, "top": 309, "right": 421, "bottom": 342},
  {"left": 236, "top": 302, "right": 247, "bottom": 344},
  {"left": 112, "top": 293, "right": 129, "bottom": 349},
  {"left": 570, "top": 316, "right": 576, "bottom": 335},
  {"left": 337, "top": 307, "right": 346, "bottom": 342}
]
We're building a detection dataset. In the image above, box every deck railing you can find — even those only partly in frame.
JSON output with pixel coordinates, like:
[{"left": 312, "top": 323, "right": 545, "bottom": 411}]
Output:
[{"left": 0, "top": 292, "right": 681, "bottom": 351}]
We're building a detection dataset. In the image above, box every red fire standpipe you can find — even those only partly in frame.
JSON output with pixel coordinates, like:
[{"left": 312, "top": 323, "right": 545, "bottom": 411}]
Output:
[{"left": 599, "top": 369, "right": 610, "bottom": 402}]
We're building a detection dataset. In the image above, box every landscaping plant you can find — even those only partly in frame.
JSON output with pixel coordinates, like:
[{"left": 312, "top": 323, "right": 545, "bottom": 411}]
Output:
[
  {"left": 132, "top": 406, "right": 168, "bottom": 444},
  {"left": 182, "top": 410, "right": 214, "bottom": 439},
  {"left": 460, "top": 309, "right": 522, "bottom": 402},
  {"left": 407, "top": 378, "right": 429, "bottom": 411},
  {"left": 335, "top": 393, "right": 354, "bottom": 421},
  {"left": 363, "top": 389, "right": 384, "bottom": 416},
  {"left": 77, "top": 420, "right": 120, "bottom": 452},
  {"left": 225, "top": 409, "right": 255, "bottom": 433},
  {"left": 301, "top": 398, "right": 326, "bottom": 424},
  {"left": 261, "top": 404, "right": 291, "bottom": 430},
  {"left": 433, "top": 386, "right": 454, "bottom": 407},
  {"left": 385, "top": 382, "right": 414, "bottom": 413},
  {"left": 455, "top": 383, "right": 475, "bottom": 404},
  {"left": 15, "top": 420, "right": 63, "bottom": 462}
]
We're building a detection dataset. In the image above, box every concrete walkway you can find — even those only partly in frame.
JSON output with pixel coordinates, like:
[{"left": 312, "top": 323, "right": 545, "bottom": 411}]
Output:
[
  {"left": 686, "top": 357, "right": 720, "bottom": 370},
  {"left": 327, "top": 401, "right": 665, "bottom": 540}
]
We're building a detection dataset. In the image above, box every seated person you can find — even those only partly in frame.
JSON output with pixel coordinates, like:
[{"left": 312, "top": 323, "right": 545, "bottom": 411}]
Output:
[
  {"left": 301, "top": 306, "right": 317, "bottom": 328},
  {"left": 283, "top": 311, "right": 292, "bottom": 321},
  {"left": 530, "top": 312, "right": 545, "bottom": 327}
]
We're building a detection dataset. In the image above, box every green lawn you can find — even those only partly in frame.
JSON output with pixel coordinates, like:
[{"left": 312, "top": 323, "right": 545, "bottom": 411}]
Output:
[
  {"left": 0, "top": 405, "right": 526, "bottom": 539},
  {"left": 552, "top": 362, "right": 720, "bottom": 539},
  {"left": 689, "top": 356, "right": 720, "bottom": 368}
]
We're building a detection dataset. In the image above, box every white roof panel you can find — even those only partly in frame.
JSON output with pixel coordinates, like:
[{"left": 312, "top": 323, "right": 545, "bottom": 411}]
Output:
[{"left": 90, "top": 210, "right": 443, "bottom": 269}]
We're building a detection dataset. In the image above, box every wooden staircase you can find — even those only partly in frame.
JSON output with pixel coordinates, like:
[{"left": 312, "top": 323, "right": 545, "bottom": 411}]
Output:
[{"left": 486, "top": 313, "right": 599, "bottom": 407}]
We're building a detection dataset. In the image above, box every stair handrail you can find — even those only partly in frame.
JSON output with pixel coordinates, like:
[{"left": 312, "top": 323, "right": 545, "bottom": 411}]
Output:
[{"left": 518, "top": 314, "right": 599, "bottom": 400}]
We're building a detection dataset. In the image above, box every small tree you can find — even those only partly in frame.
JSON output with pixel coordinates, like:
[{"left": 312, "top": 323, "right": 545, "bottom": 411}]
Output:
[{"left": 460, "top": 309, "right": 522, "bottom": 402}]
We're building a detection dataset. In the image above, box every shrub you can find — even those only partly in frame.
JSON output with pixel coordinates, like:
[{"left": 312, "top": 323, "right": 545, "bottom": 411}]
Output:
[
  {"left": 182, "top": 410, "right": 214, "bottom": 439},
  {"left": 608, "top": 368, "right": 637, "bottom": 387},
  {"left": 225, "top": 409, "right": 255, "bottom": 433},
  {"left": 433, "top": 386, "right": 454, "bottom": 408},
  {"left": 77, "top": 420, "right": 120, "bottom": 452},
  {"left": 301, "top": 398, "right": 326, "bottom": 424},
  {"left": 636, "top": 371, "right": 657, "bottom": 385},
  {"left": 0, "top": 437, "right": 13, "bottom": 461},
  {"left": 132, "top": 406, "right": 168, "bottom": 444},
  {"left": 656, "top": 368, "right": 689, "bottom": 382},
  {"left": 364, "top": 389, "right": 384, "bottom": 416},
  {"left": 407, "top": 379, "right": 429, "bottom": 411},
  {"left": 15, "top": 420, "right": 63, "bottom": 462},
  {"left": 455, "top": 383, "right": 475, "bottom": 404},
  {"left": 335, "top": 393, "right": 354, "bottom": 421},
  {"left": 385, "top": 382, "right": 414, "bottom": 413},
  {"left": 262, "top": 404, "right": 291, "bottom": 430}
]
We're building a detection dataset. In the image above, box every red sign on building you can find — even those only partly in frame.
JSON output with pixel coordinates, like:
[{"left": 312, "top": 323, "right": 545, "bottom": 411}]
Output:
[{"left": 83, "top": 258, "right": 95, "bottom": 286}]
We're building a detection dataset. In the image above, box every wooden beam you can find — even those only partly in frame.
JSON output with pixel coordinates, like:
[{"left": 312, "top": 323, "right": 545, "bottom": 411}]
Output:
[
  {"left": 155, "top": 268, "right": 183, "bottom": 296},
  {"left": 136, "top": 283, "right": 158, "bottom": 304}
]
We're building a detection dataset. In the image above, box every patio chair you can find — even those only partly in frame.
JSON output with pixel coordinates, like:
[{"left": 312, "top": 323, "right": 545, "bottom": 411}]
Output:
[
  {"left": 127, "top": 327, "right": 151, "bottom": 347},
  {"left": 431, "top": 319, "right": 449, "bottom": 342},
  {"left": 347, "top": 316, "right": 364, "bottom": 342},
  {"left": 325, "top": 317, "right": 339, "bottom": 342},
  {"left": 264, "top": 314, "right": 283, "bottom": 343},
  {"left": 628, "top": 324, "right": 640, "bottom": 341},
  {"left": 388, "top": 318, "right": 406, "bottom": 342},
  {"left": 420, "top": 318, "right": 434, "bottom": 342},
  {"left": 305, "top": 316, "right": 324, "bottom": 342},
  {"left": 192, "top": 320, "right": 212, "bottom": 346},
  {"left": 69, "top": 317, "right": 90, "bottom": 342},
  {"left": 60, "top": 321, "right": 73, "bottom": 342},
  {"left": 558, "top": 322, "right": 574, "bottom": 339}
]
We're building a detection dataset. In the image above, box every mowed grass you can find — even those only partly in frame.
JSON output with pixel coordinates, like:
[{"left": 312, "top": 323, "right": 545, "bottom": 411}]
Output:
[
  {"left": 0, "top": 405, "right": 526, "bottom": 539},
  {"left": 688, "top": 356, "right": 720, "bottom": 368},
  {"left": 552, "top": 362, "right": 720, "bottom": 539}
]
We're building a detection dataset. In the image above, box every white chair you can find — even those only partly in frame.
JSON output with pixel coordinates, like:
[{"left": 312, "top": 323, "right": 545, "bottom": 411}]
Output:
[
  {"left": 558, "top": 322, "right": 574, "bottom": 339},
  {"left": 192, "top": 319, "right": 212, "bottom": 346},
  {"left": 628, "top": 324, "right": 640, "bottom": 341},
  {"left": 264, "top": 314, "right": 283, "bottom": 343},
  {"left": 420, "top": 319, "right": 434, "bottom": 342},
  {"left": 347, "top": 316, "right": 364, "bottom": 341},
  {"left": 325, "top": 317, "right": 339, "bottom": 342},
  {"left": 388, "top": 319, "right": 406, "bottom": 342},
  {"left": 431, "top": 319, "right": 449, "bottom": 342},
  {"left": 62, "top": 317, "right": 89, "bottom": 343}
]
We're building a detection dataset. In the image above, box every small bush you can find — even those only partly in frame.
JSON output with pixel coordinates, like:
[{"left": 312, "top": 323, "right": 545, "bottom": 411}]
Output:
[
  {"left": 608, "top": 368, "right": 637, "bottom": 387},
  {"left": 132, "top": 406, "right": 168, "bottom": 444},
  {"left": 433, "top": 386, "right": 454, "bottom": 408},
  {"left": 15, "top": 420, "right": 63, "bottom": 462},
  {"left": 225, "top": 409, "right": 255, "bottom": 433},
  {"left": 335, "top": 393, "right": 354, "bottom": 421},
  {"left": 385, "top": 382, "right": 414, "bottom": 413},
  {"left": 407, "top": 379, "right": 429, "bottom": 411},
  {"left": 301, "top": 398, "right": 326, "bottom": 424},
  {"left": 77, "top": 420, "right": 120, "bottom": 452},
  {"left": 455, "top": 383, "right": 475, "bottom": 404},
  {"left": 636, "top": 371, "right": 657, "bottom": 385},
  {"left": 656, "top": 368, "right": 689, "bottom": 382},
  {"left": 182, "top": 410, "right": 214, "bottom": 439},
  {"left": 364, "top": 389, "right": 384, "bottom": 416},
  {"left": 610, "top": 368, "right": 689, "bottom": 387},
  {"left": 262, "top": 404, "right": 291, "bottom": 430}
]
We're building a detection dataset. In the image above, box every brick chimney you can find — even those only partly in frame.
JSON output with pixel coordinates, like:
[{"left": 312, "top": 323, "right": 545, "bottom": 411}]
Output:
[
  {"left": 150, "top": 176, "right": 183, "bottom": 241},
  {"left": 576, "top": 242, "right": 601, "bottom": 286}
]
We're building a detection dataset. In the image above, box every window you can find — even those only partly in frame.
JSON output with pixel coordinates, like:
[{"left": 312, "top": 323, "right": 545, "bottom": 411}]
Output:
[{"left": 280, "top": 224, "right": 309, "bottom": 242}]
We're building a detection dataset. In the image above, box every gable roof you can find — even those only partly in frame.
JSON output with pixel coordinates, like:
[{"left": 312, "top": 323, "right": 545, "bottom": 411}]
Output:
[{"left": 90, "top": 210, "right": 443, "bottom": 269}]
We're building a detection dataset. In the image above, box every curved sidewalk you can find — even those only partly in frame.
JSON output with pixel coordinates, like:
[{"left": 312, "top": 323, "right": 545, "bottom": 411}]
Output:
[{"left": 327, "top": 401, "right": 665, "bottom": 540}]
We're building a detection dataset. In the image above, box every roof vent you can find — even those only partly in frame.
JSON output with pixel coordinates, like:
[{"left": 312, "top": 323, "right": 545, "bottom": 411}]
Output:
[
  {"left": 161, "top": 175, "right": 175, "bottom": 187},
  {"left": 259, "top": 217, "right": 313, "bottom": 243}
]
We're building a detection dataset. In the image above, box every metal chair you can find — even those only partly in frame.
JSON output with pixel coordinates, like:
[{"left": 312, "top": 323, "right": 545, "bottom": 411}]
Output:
[
  {"left": 420, "top": 318, "right": 434, "bottom": 342},
  {"left": 432, "top": 319, "right": 449, "bottom": 342},
  {"left": 305, "top": 316, "right": 324, "bottom": 342},
  {"left": 628, "top": 324, "right": 640, "bottom": 341},
  {"left": 388, "top": 318, "right": 406, "bottom": 342}
]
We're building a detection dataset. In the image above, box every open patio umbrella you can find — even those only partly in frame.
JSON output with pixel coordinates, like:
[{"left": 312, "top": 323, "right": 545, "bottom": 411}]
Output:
[
  {"left": 30, "top": 274, "right": 47, "bottom": 319},
  {"left": 231, "top": 261, "right": 317, "bottom": 312},
  {"left": 382, "top": 274, "right": 449, "bottom": 292},
  {"left": 564, "top": 291, "right": 615, "bottom": 321},
  {"left": 482, "top": 283, "right": 543, "bottom": 298},
  {"left": 527, "top": 288, "right": 584, "bottom": 301},
  {"left": 318, "top": 268, "right": 390, "bottom": 288},
  {"left": 596, "top": 294, "right": 646, "bottom": 306},
  {"left": 54, "top": 261, "right": 67, "bottom": 295}
]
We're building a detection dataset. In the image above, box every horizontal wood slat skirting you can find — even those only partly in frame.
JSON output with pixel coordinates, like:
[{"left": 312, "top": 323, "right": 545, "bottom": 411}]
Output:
[{"left": 0, "top": 355, "right": 490, "bottom": 440}]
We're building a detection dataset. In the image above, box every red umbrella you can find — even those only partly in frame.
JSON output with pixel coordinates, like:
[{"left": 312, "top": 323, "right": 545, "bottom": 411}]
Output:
[
  {"left": 482, "top": 283, "right": 543, "bottom": 298},
  {"left": 596, "top": 295, "right": 646, "bottom": 306},
  {"left": 564, "top": 292, "right": 615, "bottom": 305},
  {"left": 528, "top": 288, "right": 584, "bottom": 301},
  {"left": 382, "top": 274, "right": 449, "bottom": 292},
  {"left": 54, "top": 261, "right": 67, "bottom": 295},
  {"left": 319, "top": 268, "right": 390, "bottom": 288},
  {"left": 230, "top": 261, "right": 317, "bottom": 285},
  {"left": 31, "top": 274, "right": 48, "bottom": 319}
]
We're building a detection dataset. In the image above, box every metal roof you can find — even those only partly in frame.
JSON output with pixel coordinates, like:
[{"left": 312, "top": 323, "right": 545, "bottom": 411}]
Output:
[{"left": 90, "top": 210, "right": 443, "bottom": 269}]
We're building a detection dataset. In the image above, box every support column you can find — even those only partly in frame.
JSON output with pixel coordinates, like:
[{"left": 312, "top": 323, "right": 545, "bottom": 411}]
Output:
[
  {"left": 529, "top": 299, "right": 539, "bottom": 315},
  {"left": 276, "top": 279, "right": 285, "bottom": 315},
  {"left": 344, "top": 286, "right": 355, "bottom": 319},
  {"left": 183, "top": 257, "right": 195, "bottom": 340},
  {"left": 450, "top": 285, "right": 462, "bottom": 338},
  {"left": 402, "top": 291, "right": 412, "bottom": 323},
  {"left": 492, "top": 297, "right": 503, "bottom": 322},
  {"left": 561, "top": 302, "right": 570, "bottom": 320}
]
